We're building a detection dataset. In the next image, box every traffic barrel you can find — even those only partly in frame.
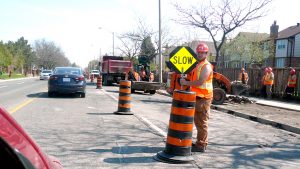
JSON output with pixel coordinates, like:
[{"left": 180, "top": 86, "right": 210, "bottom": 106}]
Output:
[
  {"left": 96, "top": 75, "right": 102, "bottom": 89},
  {"left": 114, "top": 80, "right": 133, "bottom": 115},
  {"left": 91, "top": 74, "right": 94, "bottom": 83},
  {"left": 154, "top": 90, "right": 196, "bottom": 164}
]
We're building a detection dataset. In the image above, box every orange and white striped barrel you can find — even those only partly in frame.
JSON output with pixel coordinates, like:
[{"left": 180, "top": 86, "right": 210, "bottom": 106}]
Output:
[
  {"left": 155, "top": 89, "right": 196, "bottom": 163},
  {"left": 114, "top": 80, "right": 133, "bottom": 115},
  {"left": 96, "top": 75, "right": 102, "bottom": 89}
]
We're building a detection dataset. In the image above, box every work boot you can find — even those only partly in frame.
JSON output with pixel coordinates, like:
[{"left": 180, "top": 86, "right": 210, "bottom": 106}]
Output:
[{"left": 191, "top": 144, "right": 206, "bottom": 153}]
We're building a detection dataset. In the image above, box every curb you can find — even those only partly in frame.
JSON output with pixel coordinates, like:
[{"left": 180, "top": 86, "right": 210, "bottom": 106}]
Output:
[
  {"left": 211, "top": 105, "right": 300, "bottom": 135},
  {"left": 157, "top": 90, "right": 300, "bottom": 135}
]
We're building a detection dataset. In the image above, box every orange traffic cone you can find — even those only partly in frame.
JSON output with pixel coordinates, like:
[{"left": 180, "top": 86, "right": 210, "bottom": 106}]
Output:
[
  {"left": 154, "top": 89, "right": 196, "bottom": 163},
  {"left": 96, "top": 75, "right": 102, "bottom": 89},
  {"left": 114, "top": 80, "right": 133, "bottom": 115}
]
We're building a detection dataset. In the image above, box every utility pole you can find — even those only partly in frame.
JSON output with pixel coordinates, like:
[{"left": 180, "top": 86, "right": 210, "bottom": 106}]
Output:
[{"left": 158, "top": 0, "right": 162, "bottom": 83}]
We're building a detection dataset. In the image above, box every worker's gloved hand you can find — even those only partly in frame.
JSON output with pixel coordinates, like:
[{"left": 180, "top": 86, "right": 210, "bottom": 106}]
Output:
[{"left": 180, "top": 78, "right": 188, "bottom": 86}]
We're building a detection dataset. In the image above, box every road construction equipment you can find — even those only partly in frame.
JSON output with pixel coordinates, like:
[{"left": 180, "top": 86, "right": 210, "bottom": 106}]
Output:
[
  {"left": 127, "top": 64, "right": 161, "bottom": 95},
  {"left": 101, "top": 56, "right": 133, "bottom": 86},
  {"left": 167, "top": 71, "right": 250, "bottom": 105}
]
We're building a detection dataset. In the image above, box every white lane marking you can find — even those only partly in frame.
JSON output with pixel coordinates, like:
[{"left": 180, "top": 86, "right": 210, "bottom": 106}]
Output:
[
  {"left": 0, "top": 86, "right": 7, "bottom": 89},
  {"left": 134, "top": 114, "right": 167, "bottom": 138},
  {"left": 100, "top": 89, "right": 167, "bottom": 138},
  {"left": 17, "top": 82, "right": 25, "bottom": 85}
]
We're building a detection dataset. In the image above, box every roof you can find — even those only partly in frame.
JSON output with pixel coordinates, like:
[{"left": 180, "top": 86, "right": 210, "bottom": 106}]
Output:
[
  {"left": 184, "top": 40, "right": 218, "bottom": 56},
  {"left": 236, "top": 32, "right": 269, "bottom": 42},
  {"left": 277, "top": 24, "right": 300, "bottom": 39}
]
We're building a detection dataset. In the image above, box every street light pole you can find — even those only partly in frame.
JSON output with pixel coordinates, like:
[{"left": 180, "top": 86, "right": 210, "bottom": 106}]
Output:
[
  {"left": 158, "top": 0, "right": 162, "bottom": 83},
  {"left": 99, "top": 27, "right": 115, "bottom": 56},
  {"left": 112, "top": 32, "right": 115, "bottom": 56}
]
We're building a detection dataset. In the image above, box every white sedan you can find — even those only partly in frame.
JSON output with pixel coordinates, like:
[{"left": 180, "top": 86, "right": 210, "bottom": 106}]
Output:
[{"left": 40, "top": 70, "right": 53, "bottom": 80}]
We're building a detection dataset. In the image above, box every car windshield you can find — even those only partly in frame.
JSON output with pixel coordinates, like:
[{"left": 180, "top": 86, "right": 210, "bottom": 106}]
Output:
[
  {"left": 92, "top": 70, "right": 99, "bottom": 73},
  {"left": 54, "top": 68, "right": 81, "bottom": 75},
  {"left": 42, "top": 70, "right": 52, "bottom": 73}
]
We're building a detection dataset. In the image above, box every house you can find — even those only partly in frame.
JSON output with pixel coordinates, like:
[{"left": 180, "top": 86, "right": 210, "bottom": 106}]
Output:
[
  {"left": 272, "top": 22, "right": 300, "bottom": 68},
  {"left": 183, "top": 40, "right": 217, "bottom": 62},
  {"left": 223, "top": 32, "right": 269, "bottom": 68}
]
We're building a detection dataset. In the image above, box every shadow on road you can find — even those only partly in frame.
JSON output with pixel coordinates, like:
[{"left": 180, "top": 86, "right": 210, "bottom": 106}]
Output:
[
  {"left": 87, "top": 112, "right": 115, "bottom": 115},
  {"left": 27, "top": 92, "right": 82, "bottom": 99},
  {"left": 140, "top": 99, "right": 172, "bottom": 104}
]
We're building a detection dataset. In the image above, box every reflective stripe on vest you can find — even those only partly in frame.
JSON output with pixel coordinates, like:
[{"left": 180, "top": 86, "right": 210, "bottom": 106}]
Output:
[
  {"left": 288, "top": 75, "right": 296, "bottom": 87},
  {"left": 190, "top": 60, "right": 213, "bottom": 98},
  {"left": 263, "top": 73, "right": 273, "bottom": 85}
]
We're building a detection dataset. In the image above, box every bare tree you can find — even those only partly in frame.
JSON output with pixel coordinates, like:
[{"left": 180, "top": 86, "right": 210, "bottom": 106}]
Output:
[
  {"left": 117, "top": 35, "right": 140, "bottom": 61},
  {"left": 34, "top": 39, "right": 70, "bottom": 69},
  {"left": 175, "top": 0, "right": 273, "bottom": 64}
]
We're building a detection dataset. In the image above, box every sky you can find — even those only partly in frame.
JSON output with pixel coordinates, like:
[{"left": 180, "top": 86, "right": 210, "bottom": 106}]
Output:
[{"left": 0, "top": 0, "right": 299, "bottom": 68}]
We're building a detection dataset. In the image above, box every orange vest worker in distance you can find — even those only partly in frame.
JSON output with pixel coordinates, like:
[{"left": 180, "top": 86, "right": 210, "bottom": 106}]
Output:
[
  {"left": 287, "top": 68, "right": 297, "bottom": 88},
  {"left": 180, "top": 42, "right": 213, "bottom": 153},
  {"left": 238, "top": 68, "right": 249, "bottom": 84},
  {"left": 285, "top": 68, "right": 297, "bottom": 99}
]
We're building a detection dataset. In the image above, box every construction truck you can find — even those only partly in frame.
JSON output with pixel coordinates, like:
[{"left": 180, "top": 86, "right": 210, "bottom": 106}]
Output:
[
  {"left": 166, "top": 69, "right": 250, "bottom": 105},
  {"left": 101, "top": 56, "right": 133, "bottom": 85},
  {"left": 127, "top": 57, "right": 162, "bottom": 94}
]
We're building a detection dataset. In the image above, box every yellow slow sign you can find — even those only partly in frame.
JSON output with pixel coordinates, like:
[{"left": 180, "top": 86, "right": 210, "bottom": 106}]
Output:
[{"left": 169, "top": 46, "right": 198, "bottom": 74}]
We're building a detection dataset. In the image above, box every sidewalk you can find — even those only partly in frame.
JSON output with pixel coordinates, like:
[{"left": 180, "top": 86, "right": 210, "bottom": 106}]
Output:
[
  {"left": 0, "top": 76, "right": 37, "bottom": 83},
  {"left": 250, "top": 97, "right": 300, "bottom": 112}
]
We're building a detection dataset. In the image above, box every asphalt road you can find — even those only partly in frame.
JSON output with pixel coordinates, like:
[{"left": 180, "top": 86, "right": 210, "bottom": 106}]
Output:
[{"left": 1, "top": 79, "right": 300, "bottom": 168}]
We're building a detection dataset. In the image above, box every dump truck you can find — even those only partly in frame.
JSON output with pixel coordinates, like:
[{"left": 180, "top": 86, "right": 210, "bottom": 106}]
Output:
[{"left": 101, "top": 56, "right": 133, "bottom": 86}]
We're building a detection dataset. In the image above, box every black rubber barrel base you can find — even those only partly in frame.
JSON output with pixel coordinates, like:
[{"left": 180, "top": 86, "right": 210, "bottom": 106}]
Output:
[
  {"left": 114, "top": 111, "right": 133, "bottom": 115},
  {"left": 153, "top": 151, "right": 194, "bottom": 164}
]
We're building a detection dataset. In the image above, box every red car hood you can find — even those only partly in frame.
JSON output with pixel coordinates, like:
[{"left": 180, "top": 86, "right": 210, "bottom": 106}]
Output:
[{"left": 0, "top": 107, "right": 62, "bottom": 169}]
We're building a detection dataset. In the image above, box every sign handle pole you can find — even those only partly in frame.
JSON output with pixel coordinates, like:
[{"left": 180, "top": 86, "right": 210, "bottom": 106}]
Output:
[{"left": 180, "top": 67, "right": 184, "bottom": 90}]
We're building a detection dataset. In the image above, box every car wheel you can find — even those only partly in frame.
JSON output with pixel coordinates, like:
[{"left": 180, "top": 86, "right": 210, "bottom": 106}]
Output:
[
  {"left": 150, "top": 90, "right": 156, "bottom": 94},
  {"left": 48, "top": 91, "right": 53, "bottom": 97},
  {"left": 80, "top": 93, "right": 86, "bottom": 98}
]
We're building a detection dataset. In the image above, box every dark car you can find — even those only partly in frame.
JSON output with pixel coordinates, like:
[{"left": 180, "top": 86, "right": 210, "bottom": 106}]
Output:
[{"left": 48, "top": 67, "right": 86, "bottom": 98}]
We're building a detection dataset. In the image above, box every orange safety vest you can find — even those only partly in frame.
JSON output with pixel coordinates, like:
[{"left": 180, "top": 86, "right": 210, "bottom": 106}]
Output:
[
  {"left": 238, "top": 72, "right": 248, "bottom": 84},
  {"left": 287, "top": 74, "right": 297, "bottom": 87},
  {"left": 263, "top": 73, "right": 274, "bottom": 85},
  {"left": 190, "top": 60, "right": 213, "bottom": 99}
]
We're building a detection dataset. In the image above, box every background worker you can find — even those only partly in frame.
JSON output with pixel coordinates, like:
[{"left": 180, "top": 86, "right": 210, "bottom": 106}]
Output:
[
  {"left": 285, "top": 68, "right": 297, "bottom": 99},
  {"left": 264, "top": 67, "right": 274, "bottom": 99},
  {"left": 180, "top": 43, "right": 213, "bottom": 153},
  {"left": 238, "top": 68, "right": 249, "bottom": 84},
  {"left": 260, "top": 68, "right": 268, "bottom": 98},
  {"left": 139, "top": 66, "right": 147, "bottom": 81}
]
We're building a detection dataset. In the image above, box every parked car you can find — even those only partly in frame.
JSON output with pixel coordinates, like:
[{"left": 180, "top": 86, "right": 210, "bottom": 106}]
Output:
[
  {"left": 90, "top": 70, "right": 100, "bottom": 78},
  {"left": 0, "top": 106, "right": 62, "bottom": 169},
  {"left": 48, "top": 67, "right": 86, "bottom": 98},
  {"left": 40, "top": 70, "right": 53, "bottom": 80}
]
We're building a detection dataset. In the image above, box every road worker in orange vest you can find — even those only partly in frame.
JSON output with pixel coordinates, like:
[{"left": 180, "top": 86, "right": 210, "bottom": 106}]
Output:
[
  {"left": 285, "top": 68, "right": 297, "bottom": 99},
  {"left": 180, "top": 42, "right": 213, "bottom": 153},
  {"left": 262, "top": 67, "right": 274, "bottom": 99},
  {"left": 238, "top": 68, "right": 249, "bottom": 84}
]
